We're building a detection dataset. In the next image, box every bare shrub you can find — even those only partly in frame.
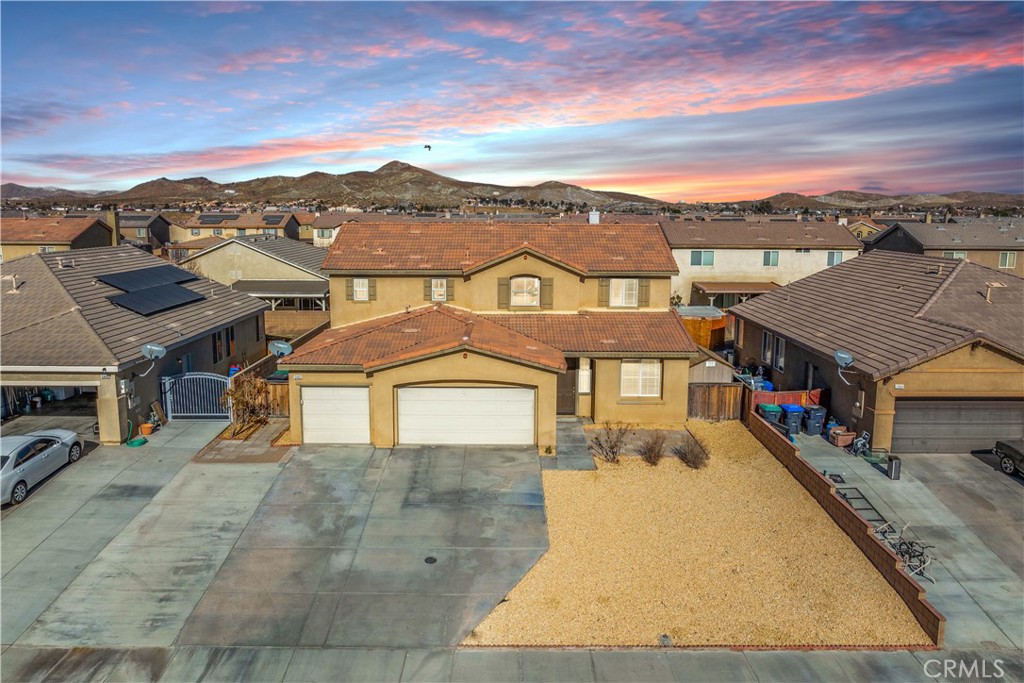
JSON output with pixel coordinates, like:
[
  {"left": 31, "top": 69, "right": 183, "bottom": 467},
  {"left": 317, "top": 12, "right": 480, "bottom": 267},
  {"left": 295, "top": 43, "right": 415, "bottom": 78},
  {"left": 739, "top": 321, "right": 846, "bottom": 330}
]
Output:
[
  {"left": 222, "top": 372, "right": 271, "bottom": 438},
  {"left": 590, "top": 421, "right": 634, "bottom": 463},
  {"left": 672, "top": 431, "right": 709, "bottom": 469},
  {"left": 636, "top": 430, "right": 668, "bottom": 465}
]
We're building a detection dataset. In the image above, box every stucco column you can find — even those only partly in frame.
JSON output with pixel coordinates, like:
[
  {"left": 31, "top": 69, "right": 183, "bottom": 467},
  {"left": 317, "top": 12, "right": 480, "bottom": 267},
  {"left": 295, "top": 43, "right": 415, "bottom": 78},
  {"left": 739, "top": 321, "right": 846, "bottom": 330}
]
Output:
[{"left": 96, "top": 374, "right": 127, "bottom": 444}]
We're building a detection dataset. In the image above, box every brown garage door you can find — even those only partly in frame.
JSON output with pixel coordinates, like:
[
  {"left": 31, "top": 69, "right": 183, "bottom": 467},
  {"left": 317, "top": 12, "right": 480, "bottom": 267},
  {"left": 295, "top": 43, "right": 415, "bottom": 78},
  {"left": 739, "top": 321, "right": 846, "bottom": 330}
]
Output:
[{"left": 891, "top": 398, "right": 1024, "bottom": 453}]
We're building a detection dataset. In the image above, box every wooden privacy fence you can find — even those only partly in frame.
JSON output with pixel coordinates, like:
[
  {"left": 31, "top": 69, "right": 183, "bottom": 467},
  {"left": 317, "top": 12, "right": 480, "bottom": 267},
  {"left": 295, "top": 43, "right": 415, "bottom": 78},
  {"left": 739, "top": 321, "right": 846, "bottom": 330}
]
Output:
[{"left": 688, "top": 383, "right": 743, "bottom": 420}]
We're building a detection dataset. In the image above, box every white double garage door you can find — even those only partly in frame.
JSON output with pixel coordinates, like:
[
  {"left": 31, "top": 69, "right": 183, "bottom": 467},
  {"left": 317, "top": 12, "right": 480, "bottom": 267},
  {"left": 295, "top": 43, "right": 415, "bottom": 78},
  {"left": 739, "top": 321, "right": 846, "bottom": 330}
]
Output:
[{"left": 301, "top": 386, "right": 535, "bottom": 445}]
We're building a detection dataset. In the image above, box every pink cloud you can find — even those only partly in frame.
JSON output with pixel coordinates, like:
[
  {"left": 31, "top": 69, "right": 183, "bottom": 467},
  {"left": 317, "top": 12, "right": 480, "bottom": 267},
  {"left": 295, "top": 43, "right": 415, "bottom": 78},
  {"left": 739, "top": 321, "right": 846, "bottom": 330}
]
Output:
[
  {"left": 217, "top": 46, "right": 305, "bottom": 73},
  {"left": 184, "top": 2, "right": 262, "bottom": 18}
]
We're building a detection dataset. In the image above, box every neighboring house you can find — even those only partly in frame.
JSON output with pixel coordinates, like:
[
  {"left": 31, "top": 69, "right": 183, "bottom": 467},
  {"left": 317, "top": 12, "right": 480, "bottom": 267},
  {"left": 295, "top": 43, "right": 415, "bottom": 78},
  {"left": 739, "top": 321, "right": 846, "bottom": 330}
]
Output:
[
  {"left": 0, "top": 245, "right": 267, "bottom": 444},
  {"left": 292, "top": 212, "right": 317, "bottom": 243},
  {"left": 165, "top": 236, "right": 224, "bottom": 262},
  {"left": 279, "top": 221, "right": 699, "bottom": 450},
  {"left": 180, "top": 234, "right": 329, "bottom": 337},
  {"left": 839, "top": 216, "right": 885, "bottom": 241},
  {"left": 310, "top": 213, "right": 349, "bottom": 247},
  {"left": 867, "top": 220, "right": 1024, "bottom": 277},
  {"left": 172, "top": 213, "right": 300, "bottom": 242},
  {"left": 660, "top": 220, "right": 863, "bottom": 307},
  {"left": 0, "top": 217, "right": 115, "bottom": 263},
  {"left": 116, "top": 213, "right": 173, "bottom": 252},
  {"left": 730, "top": 251, "right": 1023, "bottom": 453}
]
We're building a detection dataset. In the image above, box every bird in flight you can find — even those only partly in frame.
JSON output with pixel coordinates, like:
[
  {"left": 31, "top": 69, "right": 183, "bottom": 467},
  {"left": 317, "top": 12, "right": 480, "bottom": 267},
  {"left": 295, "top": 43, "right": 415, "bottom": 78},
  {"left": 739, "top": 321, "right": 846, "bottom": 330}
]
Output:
[{"left": 424, "top": 145, "right": 432, "bottom": 151}]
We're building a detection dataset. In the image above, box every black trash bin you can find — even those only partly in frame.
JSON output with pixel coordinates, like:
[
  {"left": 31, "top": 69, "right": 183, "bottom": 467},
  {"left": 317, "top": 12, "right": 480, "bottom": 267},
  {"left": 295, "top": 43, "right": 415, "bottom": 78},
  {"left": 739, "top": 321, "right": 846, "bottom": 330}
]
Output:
[
  {"left": 887, "top": 455, "right": 901, "bottom": 480},
  {"left": 803, "top": 405, "right": 826, "bottom": 435}
]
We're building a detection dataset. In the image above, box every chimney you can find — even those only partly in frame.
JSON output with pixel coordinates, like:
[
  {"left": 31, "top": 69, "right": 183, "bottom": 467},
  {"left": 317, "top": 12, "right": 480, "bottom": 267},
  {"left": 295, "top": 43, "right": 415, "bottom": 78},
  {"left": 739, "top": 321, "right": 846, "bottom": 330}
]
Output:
[
  {"left": 588, "top": 210, "right": 600, "bottom": 225},
  {"left": 105, "top": 209, "right": 120, "bottom": 246}
]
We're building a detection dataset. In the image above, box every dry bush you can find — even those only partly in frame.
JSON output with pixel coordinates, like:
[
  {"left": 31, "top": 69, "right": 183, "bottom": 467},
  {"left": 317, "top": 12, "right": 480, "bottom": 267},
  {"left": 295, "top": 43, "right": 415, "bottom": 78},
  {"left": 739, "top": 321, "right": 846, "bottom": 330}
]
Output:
[
  {"left": 636, "top": 430, "right": 668, "bottom": 465},
  {"left": 672, "top": 431, "right": 709, "bottom": 469},
  {"left": 222, "top": 372, "right": 271, "bottom": 438},
  {"left": 590, "top": 421, "right": 634, "bottom": 463}
]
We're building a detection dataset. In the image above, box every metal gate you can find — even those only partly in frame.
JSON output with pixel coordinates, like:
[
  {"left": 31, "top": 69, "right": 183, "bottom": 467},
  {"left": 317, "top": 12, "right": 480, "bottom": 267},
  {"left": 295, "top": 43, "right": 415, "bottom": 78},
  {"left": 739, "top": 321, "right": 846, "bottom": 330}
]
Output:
[{"left": 160, "top": 372, "right": 230, "bottom": 419}]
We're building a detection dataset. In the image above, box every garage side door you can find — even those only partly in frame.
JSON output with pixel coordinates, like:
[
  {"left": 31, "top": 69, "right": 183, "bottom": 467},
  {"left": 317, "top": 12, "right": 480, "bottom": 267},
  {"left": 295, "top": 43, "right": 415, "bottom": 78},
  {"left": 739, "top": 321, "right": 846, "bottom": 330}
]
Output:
[
  {"left": 398, "top": 387, "right": 535, "bottom": 445},
  {"left": 891, "top": 398, "right": 1024, "bottom": 453},
  {"left": 301, "top": 386, "right": 370, "bottom": 444}
]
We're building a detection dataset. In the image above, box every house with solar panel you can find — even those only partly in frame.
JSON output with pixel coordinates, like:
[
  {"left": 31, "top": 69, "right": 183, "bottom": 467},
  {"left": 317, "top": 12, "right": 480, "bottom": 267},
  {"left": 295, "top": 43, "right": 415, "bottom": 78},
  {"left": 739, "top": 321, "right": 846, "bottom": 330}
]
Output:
[
  {"left": 0, "top": 245, "right": 267, "bottom": 444},
  {"left": 180, "top": 234, "right": 330, "bottom": 337},
  {"left": 172, "top": 212, "right": 300, "bottom": 243}
]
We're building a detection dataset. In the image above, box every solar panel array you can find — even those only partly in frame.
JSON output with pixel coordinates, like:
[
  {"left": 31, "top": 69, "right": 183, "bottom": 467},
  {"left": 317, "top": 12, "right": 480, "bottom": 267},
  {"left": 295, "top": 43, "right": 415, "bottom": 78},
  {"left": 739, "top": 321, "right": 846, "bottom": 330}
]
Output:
[
  {"left": 198, "top": 214, "right": 241, "bottom": 225},
  {"left": 262, "top": 215, "right": 284, "bottom": 225},
  {"left": 100, "top": 264, "right": 206, "bottom": 316},
  {"left": 97, "top": 264, "right": 197, "bottom": 292},
  {"left": 109, "top": 285, "right": 205, "bottom": 316}
]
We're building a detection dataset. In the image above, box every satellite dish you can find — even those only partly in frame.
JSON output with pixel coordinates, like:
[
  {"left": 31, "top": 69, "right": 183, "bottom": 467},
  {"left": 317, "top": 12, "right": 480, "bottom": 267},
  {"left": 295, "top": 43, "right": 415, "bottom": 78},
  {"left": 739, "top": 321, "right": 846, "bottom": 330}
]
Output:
[
  {"left": 268, "top": 340, "right": 292, "bottom": 358},
  {"left": 833, "top": 349, "right": 854, "bottom": 369},
  {"left": 141, "top": 342, "right": 167, "bottom": 360}
]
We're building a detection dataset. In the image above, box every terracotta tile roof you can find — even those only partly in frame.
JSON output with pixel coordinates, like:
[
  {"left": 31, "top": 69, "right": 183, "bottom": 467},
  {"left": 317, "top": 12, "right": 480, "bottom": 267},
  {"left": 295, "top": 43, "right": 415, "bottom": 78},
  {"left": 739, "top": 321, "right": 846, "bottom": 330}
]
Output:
[
  {"left": 693, "top": 281, "right": 780, "bottom": 294},
  {"left": 292, "top": 212, "right": 317, "bottom": 225},
  {"left": 322, "top": 222, "right": 677, "bottom": 275},
  {"left": 0, "top": 217, "right": 110, "bottom": 244},
  {"left": 730, "top": 251, "right": 1023, "bottom": 380},
  {"left": 282, "top": 305, "right": 566, "bottom": 371},
  {"left": 482, "top": 311, "right": 700, "bottom": 355},
  {"left": 880, "top": 221, "right": 1024, "bottom": 250},
  {"left": 1, "top": 245, "right": 267, "bottom": 368},
  {"left": 660, "top": 221, "right": 862, "bottom": 249}
]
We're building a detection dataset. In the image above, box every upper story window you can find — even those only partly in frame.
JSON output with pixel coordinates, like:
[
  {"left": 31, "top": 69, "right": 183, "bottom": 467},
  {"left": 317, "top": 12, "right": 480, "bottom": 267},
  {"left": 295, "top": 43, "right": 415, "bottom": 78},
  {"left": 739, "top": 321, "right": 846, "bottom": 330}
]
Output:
[
  {"left": 827, "top": 251, "right": 843, "bottom": 267},
  {"left": 315, "top": 229, "right": 334, "bottom": 239},
  {"left": 942, "top": 250, "right": 966, "bottom": 260},
  {"left": 763, "top": 250, "right": 780, "bottom": 267},
  {"left": 609, "top": 278, "right": 638, "bottom": 307},
  {"left": 795, "top": 248, "right": 810, "bottom": 254},
  {"left": 213, "top": 228, "right": 223, "bottom": 236},
  {"left": 431, "top": 278, "right": 447, "bottom": 302},
  {"left": 191, "top": 228, "right": 201, "bottom": 236},
  {"left": 999, "top": 252, "right": 1016, "bottom": 269},
  {"left": 511, "top": 276, "right": 541, "bottom": 307},
  {"left": 136, "top": 228, "right": 147, "bottom": 238},
  {"left": 352, "top": 277, "right": 370, "bottom": 301},
  {"left": 263, "top": 228, "right": 279, "bottom": 236},
  {"left": 620, "top": 359, "right": 661, "bottom": 397},
  {"left": 38, "top": 246, "right": 57, "bottom": 253},
  {"left": 690, "top": 250, "right": 715, "bottom": 267},
  {"left": 236, "top": 229, "right": 247, "bottom": 236}
]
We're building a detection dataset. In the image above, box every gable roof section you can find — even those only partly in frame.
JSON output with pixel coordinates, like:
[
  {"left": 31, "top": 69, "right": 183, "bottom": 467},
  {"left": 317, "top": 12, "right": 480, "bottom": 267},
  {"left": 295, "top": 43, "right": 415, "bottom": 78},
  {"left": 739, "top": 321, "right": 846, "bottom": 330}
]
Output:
[
  {"left": 182, "top": 234, "right": 327, "bottom": 278},
  {"left": 482, "top": 311, "right": 700, "bottom": 356},
  {"left": 880, "top": 221, "right": 1024, "bottom": 250},
  {"left": 660, "top": 221, "right": 862, "bottom": 249},
  {"left": 730, "top": 251, "right": 1023, "bottom": 380},
  {"left": 1, "top": 245, "right": 267, "bottom": 369},
  {"left": 0, "top": 217, "right": 110, "bottom": 244},
  {"left": 321, "top": 222, "right": 677, "bottom": 275},
  {"left": 183, "top": 212, "right": 296, "bottom": 228},
  {"left": 171, "top": 236, "right": 225, "bottom": 251},
  {"left": 282, "top": 305, "right": 566, "bottom": 372}
]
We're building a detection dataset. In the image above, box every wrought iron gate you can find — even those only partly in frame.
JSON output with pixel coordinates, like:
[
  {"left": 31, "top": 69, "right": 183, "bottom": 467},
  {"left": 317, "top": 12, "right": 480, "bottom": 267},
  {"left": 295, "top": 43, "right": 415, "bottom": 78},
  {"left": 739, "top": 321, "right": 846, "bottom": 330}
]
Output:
[{"left": 160, "top": 372, "right": 230, "bottom": 419}]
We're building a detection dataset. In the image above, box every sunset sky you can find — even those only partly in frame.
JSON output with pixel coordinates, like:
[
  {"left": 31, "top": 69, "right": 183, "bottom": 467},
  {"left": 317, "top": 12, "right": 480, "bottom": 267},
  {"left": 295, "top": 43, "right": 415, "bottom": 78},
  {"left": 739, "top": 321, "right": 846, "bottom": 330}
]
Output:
[{"left": 2, "top": 1, "right": 1022, "bottom": 202}]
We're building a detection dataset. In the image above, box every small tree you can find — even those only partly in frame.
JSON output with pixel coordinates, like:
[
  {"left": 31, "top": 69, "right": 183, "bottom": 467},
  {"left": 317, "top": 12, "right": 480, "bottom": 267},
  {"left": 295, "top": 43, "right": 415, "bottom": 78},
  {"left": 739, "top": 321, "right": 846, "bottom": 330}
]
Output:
[{"left": 222, "top": 373, "right": 271, "bottom": 438}]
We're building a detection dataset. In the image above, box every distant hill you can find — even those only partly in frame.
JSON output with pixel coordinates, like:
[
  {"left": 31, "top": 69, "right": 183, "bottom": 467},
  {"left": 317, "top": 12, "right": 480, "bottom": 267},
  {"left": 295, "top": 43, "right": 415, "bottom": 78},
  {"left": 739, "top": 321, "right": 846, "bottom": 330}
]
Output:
[
  {"left": 732, "top": 190, "right": 1023, "bottom": 210},
  {"left": 104, "top": 161, "right": 668, "bottom": 208},
  {"left": 1, "top": 183, "right": 115, "bottom": 200}
]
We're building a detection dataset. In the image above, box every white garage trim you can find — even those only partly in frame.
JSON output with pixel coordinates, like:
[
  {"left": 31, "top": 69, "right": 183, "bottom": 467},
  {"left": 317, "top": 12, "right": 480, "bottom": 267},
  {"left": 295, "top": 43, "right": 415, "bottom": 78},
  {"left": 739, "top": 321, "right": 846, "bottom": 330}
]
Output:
[
  {"left": 301, "top": 386, "right": 371, "bottom": 444},
  {"left": 398, "top": 386, "right": 535, "bottom": 445}
]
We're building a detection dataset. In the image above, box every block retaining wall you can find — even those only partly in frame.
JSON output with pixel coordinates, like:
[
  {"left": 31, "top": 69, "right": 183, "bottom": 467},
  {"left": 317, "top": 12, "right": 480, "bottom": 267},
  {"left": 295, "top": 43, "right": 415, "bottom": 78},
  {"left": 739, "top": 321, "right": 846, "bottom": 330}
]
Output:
[{"left": 746, "top": 409, "right": 946, "bottom": 646}]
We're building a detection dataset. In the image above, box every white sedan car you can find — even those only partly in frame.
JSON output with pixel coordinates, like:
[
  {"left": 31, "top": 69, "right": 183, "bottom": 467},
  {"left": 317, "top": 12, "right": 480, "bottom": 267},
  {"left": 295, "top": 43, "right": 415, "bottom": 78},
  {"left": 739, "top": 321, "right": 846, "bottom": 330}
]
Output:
[{"left": 0, "top": 429, "right": 84, "bottom": 505}]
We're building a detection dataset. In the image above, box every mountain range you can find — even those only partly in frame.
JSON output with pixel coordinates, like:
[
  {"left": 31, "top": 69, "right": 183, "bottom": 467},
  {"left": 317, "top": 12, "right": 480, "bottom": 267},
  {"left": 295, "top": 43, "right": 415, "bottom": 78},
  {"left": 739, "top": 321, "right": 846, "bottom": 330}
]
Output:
[{"left": 2, "top": 161, "right": 1022, "bottom": 209}]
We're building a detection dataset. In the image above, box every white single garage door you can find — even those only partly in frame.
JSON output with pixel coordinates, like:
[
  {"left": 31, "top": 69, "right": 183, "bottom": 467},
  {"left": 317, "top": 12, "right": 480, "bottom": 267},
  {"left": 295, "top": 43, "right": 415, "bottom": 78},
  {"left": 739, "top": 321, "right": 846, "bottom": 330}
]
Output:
[
  {"left": 398, "top": 387, "right": 535, "bottom": 445},
  {"left": 301, "top": 386, "right": 371, "bottom": 444}
]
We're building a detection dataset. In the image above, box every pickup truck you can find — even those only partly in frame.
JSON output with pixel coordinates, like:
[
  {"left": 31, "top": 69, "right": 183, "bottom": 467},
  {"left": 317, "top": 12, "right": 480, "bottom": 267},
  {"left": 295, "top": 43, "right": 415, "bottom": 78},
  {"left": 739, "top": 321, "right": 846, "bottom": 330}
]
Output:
[{"left": 995, "top": 439, "right": 1023, "bottom": 476}]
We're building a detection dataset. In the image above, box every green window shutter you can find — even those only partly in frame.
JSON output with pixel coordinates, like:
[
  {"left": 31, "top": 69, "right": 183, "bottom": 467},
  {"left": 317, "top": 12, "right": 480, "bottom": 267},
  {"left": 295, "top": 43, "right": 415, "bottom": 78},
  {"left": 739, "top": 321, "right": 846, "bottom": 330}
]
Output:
[
  {"left": 446, "top": 277, "right": 455, "bottom": 301},
  {"left": 598, "top": 278, "right": 610, "bottom": 307},
  {"left": 497, "top": 277, "right": 510, "bottom": 309},
  {"left": 638, "top": 279, "right": 650, "bottom": 307},
  {"left": 540, "top": 278, "right": 554, "bottom": 309},
  {"left": 423, "top": 278, "right": 432, "bottom": 301},
  {"left": 345, "top": 278, "right": 354, "bottom": 301},
  {"left": 367, "top": 278, "right": 377, "bottom": 301}
]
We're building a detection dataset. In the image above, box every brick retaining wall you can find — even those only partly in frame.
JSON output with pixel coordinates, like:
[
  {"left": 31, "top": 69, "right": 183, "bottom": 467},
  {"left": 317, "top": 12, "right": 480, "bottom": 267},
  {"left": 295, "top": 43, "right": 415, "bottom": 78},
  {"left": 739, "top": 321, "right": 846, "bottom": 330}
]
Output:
[{"left": 746, "top": 411, "right": 946, "bottom": 646}]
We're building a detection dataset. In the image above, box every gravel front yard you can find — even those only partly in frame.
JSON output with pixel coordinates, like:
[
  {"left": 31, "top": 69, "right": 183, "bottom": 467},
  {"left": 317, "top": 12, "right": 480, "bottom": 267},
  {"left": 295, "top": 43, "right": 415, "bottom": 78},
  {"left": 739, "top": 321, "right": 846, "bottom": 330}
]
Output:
[{"left": 465, "top": 421, "right": 931, "bottom": 648}]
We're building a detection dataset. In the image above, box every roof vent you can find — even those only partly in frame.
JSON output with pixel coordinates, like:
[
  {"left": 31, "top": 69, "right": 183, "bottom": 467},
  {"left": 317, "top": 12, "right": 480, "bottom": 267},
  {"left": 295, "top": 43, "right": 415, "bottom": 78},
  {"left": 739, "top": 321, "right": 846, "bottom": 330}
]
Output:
[
  {"left": 57, "top": 257, "right": 76, "bottom": 269},
  {"left": 984, "top": 281, "right": 1006, "bottom": 303},
  {"left": 401, "top": 328, "right": 420, "bottom": 334},
  {"left": 600, "top": 338, "right": 616, "bottom": 344},
  {"left": 951, "top": 238, "right": 963, "bottom": 243},
  {"left": 525, "top": 345, "right": 538, "bottom": 350}
]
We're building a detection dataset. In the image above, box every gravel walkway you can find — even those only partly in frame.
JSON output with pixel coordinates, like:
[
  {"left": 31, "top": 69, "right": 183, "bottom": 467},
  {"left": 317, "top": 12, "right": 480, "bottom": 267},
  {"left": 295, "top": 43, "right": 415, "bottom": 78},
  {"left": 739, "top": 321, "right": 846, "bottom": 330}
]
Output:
[{"left": 466, "top": 421, "right": 931, "bottom": 648}]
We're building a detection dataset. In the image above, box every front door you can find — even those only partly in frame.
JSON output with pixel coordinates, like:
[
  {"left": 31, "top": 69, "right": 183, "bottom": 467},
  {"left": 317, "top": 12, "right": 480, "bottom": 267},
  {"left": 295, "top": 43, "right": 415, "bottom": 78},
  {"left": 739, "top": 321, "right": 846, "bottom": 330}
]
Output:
[{"left": 557, "top": 358, "right": 578, "bottom": 415}]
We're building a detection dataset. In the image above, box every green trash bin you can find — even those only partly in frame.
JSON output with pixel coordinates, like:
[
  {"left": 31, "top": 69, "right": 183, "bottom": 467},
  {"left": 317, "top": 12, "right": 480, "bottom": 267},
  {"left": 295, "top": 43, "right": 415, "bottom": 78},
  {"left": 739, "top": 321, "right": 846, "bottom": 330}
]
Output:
[{"left": 758, "top": 403, "right": 783, "bottom": 423}]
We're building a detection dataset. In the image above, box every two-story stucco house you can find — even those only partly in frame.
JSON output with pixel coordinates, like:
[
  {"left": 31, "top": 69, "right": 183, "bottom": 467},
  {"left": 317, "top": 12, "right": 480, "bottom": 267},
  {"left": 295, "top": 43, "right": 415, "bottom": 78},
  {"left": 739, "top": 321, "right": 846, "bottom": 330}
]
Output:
[
  {"left": 866, "top": 220, "right": 1024, "bottom": 278},
  {"left": 660, "top": 221, "right": 863, "bottom": 307},
  {"left": 171, "top": 213, "right": 300, "bottom": 243},
  {"left": 0, "top": 217, "right": 116, "bottom": 263},
  {"left": 279, "top": 222, "right": 699, "bottom": 451}
]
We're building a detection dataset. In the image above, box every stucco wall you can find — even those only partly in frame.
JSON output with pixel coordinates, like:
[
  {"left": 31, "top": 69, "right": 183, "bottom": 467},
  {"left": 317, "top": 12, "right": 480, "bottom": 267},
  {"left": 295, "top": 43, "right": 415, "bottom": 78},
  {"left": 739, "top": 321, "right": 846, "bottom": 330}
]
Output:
[
  {"left": 1, "top": 244, "right": 71, "bottom": 261},
  {"left": 921, "top": 249, "right": 1024, "bottom": 278},
  {"left": 285, "top": 350, "right": 559, "bottom": 452},
  {"left": 329, "top": 255, "right": 671, "bottom": 326},
  {"left": 591, "top": 358, "right": 689, "bottom": 427},
  {"left": 185, "top": 242, "right": 320, "bottom": 285},
  {"left": 671, "top": 248, "right": 861, "bottom": 304}
]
